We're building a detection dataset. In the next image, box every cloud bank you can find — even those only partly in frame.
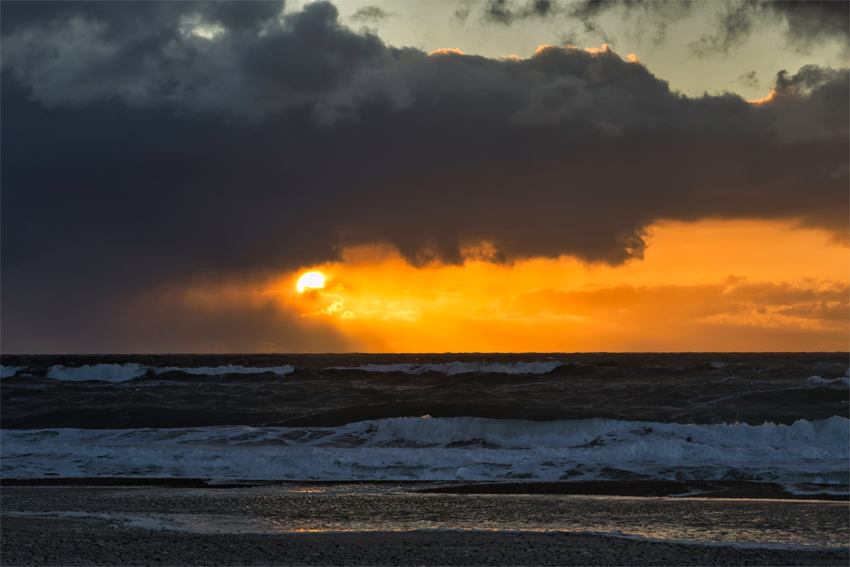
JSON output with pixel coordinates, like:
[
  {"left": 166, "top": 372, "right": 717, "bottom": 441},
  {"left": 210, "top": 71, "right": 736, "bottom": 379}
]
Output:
[{"left": 1, "top": 0, "right": 847, "bottom": 351}]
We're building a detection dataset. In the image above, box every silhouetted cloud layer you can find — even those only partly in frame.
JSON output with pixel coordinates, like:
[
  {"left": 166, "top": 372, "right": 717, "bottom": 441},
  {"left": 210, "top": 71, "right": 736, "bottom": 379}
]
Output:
[{"left": 1, "top": 1, "right": 847, "bottom": 351}]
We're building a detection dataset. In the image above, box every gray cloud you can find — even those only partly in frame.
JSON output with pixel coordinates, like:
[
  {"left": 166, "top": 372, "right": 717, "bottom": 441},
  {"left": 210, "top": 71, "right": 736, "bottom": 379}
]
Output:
[
  {"left": 463, "top": 1, "right": 847, "bottom": 57},
  {"left": 567, "top": 0, "right": 692, "bottom": 42},
  {"left": 481, "top": 0, "right": 558, "bottom": 25},
  {"left": 351, "top": 6, "right": 393, "bottom": 23},
  {"left": 1, "top": 1, "right": 398, "bottom": 123},
  {"left": 689, "top": 2, "right": 754, "bottom": 57},
  {"left": 738, "top": 70, "right": 760, "bottom": 89},
  {"left": 690, "top": 1, "right": 849, "bottom": 57},
  {"left": 1, "top": 1, "right": 847, "bottom": 351},
  {"left": 765, "top": 65, "right": 850, "bottom": 144},
  {"left": 764, "top": 0, "right": 849, "bottom": 52}
]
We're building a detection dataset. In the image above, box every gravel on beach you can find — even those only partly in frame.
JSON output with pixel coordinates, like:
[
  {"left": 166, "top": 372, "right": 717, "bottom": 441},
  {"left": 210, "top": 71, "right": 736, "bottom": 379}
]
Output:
[{"left": 2, "top": 514, "right": 849, "bottom": 567}]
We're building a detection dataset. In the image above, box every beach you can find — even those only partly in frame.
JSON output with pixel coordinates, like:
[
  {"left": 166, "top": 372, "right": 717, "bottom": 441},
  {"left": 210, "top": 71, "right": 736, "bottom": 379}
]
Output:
[
  {"left": 2, "top": 480, "right": 848, "bottom": 566},
  {"left": 4, "top": 516, "right": 849, "bottom": 566}
]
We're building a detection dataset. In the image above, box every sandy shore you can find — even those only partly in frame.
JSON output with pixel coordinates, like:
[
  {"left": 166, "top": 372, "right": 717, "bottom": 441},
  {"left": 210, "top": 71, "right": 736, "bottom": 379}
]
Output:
[
  {"left": 2, "top": 513, "right": 849, "bottom": 567},
  {"left": 3, "top": 480, "right": 848, "bottom": 565}
]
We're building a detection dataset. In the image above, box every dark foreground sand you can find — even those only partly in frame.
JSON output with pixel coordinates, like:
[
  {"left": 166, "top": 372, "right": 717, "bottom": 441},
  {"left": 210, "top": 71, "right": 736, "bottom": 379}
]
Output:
[
  {"left": 3, "top": 480, "right": 848, "bottom": 566},
  {"left": 2, "top": 513, "right": 849, "bottom": 567}
]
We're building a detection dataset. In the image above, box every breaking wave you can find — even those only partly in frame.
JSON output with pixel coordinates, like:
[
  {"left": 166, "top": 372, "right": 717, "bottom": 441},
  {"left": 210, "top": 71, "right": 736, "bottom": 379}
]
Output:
[
  {"left": 35, "top": 361, "right": 567, "bottom": 382},
  {"left": 46, "top": 364, "right": 148, "bottom": 383},
  {"left": 3, "top": 416, "right": 846, "bottom": 483},
  {"left": 0, "top": 366, "right": 24, "bottom": 379},
  {"left": 808, "top": 375, "right": 850, "bottom": 388}
]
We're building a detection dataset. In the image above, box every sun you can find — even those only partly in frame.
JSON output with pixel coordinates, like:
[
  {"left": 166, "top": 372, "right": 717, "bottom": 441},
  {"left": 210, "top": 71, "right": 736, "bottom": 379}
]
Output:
[{"left": 297, "top": 271, "right": 325, "bottom": 292}]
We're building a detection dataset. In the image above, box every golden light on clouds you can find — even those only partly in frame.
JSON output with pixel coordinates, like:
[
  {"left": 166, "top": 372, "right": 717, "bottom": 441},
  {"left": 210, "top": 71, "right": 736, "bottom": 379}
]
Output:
[
  {"left": 165, "top": 219, "right": 848, "bottom": 353},
  {"left": 428, "top": 47, "right": 465, "bottom": 56},
  {"left": 281, "top": 220, "right": 848, "bottom": 352}
]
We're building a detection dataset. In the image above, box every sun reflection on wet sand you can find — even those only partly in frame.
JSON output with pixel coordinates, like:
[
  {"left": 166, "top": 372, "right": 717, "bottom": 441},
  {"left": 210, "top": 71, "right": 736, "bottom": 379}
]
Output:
[{"left": 157, "top": 490, "right": 849, "bottom": 547}]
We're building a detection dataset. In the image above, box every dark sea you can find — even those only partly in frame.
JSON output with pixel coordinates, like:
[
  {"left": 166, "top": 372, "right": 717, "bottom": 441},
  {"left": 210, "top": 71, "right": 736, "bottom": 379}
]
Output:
[{"left": 2, "top": 353, "right": 848, "bottom": 486}]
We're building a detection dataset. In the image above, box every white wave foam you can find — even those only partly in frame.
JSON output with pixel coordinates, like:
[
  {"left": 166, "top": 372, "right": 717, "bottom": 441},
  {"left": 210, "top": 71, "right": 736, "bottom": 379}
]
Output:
[
  {"left": 3, "top": 417, "right": 847, "bottom": 483},
  {"left": 0, "top": 366, "right": 23, "bottom": 379},
  {"left": 154, "top": 365, "right": 295, "bottom": 376},
  {"left": 807, "top": 376, "right": 850, "bottom": 387},
  {"left": 46, "top": 364, "right": 148, "bottom": 382},
  {"left": 709, "top": 362, "right": 729, "bottom": 369},
  {"left": 338, "top": 361, "right": 563, "bottom": 376},
  {"left": 782, "top": 483, "right": 850, "bottom": 497}
]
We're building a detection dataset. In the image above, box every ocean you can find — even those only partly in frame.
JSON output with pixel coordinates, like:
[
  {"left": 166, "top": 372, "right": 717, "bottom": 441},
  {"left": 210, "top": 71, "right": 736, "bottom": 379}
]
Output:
[
  {"left": 2, "top": 352, "right": 849, "bottom": 557},
  {"left": 2, "top": 352, "right": 848, "bottom": 485}
]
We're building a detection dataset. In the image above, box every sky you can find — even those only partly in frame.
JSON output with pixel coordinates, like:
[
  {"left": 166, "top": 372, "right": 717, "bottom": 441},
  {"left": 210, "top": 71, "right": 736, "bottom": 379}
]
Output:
[{"left": 1, "top": 0, "right": 848, "bottom": 354}]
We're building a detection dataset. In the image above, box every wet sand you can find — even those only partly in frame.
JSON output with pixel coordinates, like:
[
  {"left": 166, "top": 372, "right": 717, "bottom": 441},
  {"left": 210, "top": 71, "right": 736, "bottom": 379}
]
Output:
[
  {"left": 2, "top": 514, "right": 849, "bottom": 567},
  {"left": 2, "top": 480, "right": 848, "bottom": 566}
]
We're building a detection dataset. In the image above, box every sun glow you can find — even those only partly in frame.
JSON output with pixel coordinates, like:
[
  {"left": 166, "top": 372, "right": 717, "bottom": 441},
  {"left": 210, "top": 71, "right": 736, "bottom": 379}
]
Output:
[
  {"left": 163, "top": 220, "right": 848, "bottom": 353},
  {"left": 297, "top": 271, "right": 325, "bottom": 292},
  {"left": 281, "top": 220, "right": 848, "bottom": 351}
]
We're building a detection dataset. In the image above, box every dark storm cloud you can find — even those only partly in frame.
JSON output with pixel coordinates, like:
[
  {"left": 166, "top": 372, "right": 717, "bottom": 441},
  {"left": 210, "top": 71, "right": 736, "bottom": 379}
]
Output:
[
  {"left": 1, "top": 1, "right": 396, "bottom": 123},
  {"left": 1, "top": 1, "right": 848, "bottom": 351}
]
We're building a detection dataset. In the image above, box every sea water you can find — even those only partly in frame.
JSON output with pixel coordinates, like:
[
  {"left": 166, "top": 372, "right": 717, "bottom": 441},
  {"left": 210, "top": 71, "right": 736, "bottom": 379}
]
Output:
[
  {"left": 2, "top": 353, "right": 847, "bottom": 484},
  {"left": 2, "top": 353, "right": 848, "bottom": 548}
]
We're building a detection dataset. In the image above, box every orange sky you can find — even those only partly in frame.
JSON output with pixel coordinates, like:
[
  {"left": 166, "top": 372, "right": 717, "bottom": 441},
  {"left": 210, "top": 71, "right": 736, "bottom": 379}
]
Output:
[{"left": 203, "top": 218, "right": 850, "bottom": 353}]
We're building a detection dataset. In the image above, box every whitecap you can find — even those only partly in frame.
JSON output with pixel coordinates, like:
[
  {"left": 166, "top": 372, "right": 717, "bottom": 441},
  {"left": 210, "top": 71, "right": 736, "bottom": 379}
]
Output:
[
  {"left": 807, "top": 376, "right": 850, "bottom": 388},
  {"left": 46, "top": 364, "right": 148, "bottom": 383},
  {"left": 0, "top": 366, "right": 24, "bottom": 379},
  {"left": 153, "top": 365, "right": 295, "bottom": 376}
]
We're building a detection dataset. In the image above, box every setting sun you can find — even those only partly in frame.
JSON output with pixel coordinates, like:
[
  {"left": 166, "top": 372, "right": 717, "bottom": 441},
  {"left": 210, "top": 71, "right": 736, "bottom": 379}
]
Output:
[{"left": 296, "top": 271, "right": 325, "bottom": 293}]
